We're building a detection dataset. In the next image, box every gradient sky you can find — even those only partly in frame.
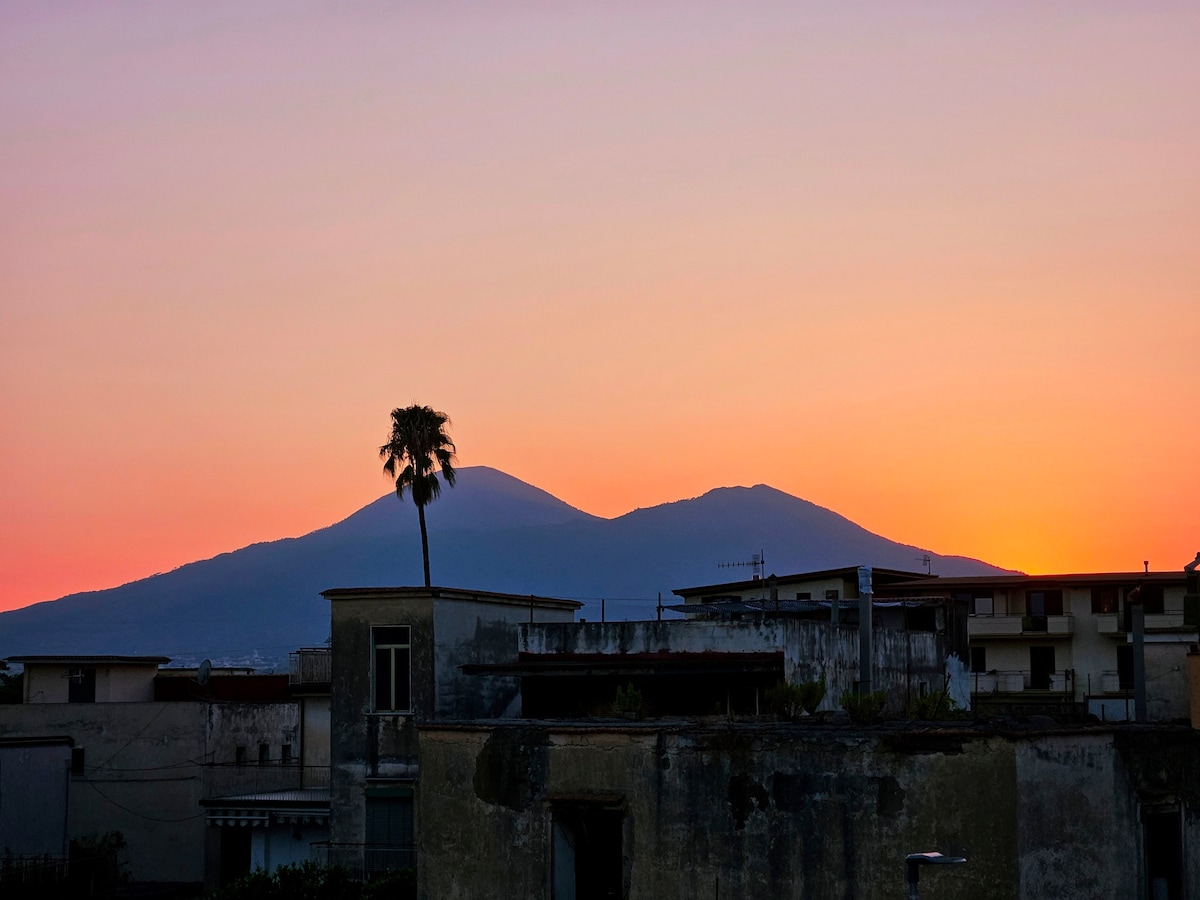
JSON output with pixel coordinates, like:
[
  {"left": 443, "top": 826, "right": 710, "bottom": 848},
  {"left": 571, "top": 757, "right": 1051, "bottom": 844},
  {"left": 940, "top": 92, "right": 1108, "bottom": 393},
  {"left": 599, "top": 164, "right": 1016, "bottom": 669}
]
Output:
[{"left": 2, "top": 2, "right": 1198, "bottom": 613}]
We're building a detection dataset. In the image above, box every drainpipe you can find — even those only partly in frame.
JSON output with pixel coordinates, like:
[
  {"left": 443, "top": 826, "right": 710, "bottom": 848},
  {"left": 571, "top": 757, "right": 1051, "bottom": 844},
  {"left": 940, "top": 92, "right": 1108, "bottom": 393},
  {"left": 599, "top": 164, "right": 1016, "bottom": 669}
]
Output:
[{"left": 858, "top": 567, "right": 873, "bottom": 694}]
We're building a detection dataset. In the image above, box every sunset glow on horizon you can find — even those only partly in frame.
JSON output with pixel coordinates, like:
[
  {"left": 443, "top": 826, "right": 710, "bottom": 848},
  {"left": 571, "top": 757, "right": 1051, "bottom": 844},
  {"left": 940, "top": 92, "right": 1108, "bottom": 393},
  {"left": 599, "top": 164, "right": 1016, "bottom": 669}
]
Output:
[{"left": 2, "top": 2, "right": 1198, "bottom": 612}]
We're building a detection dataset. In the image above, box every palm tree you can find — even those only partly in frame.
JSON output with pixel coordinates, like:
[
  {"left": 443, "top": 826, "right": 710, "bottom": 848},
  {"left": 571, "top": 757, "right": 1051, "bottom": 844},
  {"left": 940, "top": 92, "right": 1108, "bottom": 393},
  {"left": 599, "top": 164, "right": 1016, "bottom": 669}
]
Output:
[{"left": 379, "top": 405, "right": 457, "bottom": 587}]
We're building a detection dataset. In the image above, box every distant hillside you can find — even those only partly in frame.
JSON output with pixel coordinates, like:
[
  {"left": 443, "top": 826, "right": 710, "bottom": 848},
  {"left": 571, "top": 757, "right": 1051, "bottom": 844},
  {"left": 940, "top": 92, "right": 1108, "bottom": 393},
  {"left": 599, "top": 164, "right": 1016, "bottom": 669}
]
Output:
[{"left": 0, "top": 466, "right": 1009, "bottom": 667}]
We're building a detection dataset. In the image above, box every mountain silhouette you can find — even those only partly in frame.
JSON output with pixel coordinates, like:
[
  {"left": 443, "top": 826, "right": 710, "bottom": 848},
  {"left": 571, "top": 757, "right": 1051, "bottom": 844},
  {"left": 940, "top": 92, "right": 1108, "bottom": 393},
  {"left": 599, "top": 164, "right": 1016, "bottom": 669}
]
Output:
[{"left": 0, "top": 466, "right": 1008, "bottom": 667}]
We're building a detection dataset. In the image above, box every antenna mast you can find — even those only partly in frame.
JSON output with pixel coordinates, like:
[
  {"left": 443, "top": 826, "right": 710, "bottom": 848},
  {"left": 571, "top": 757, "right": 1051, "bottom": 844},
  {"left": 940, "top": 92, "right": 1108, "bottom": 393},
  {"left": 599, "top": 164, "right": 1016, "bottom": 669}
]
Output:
[{"left": 718, "top": 550, "right": 765, "bottom": 581}]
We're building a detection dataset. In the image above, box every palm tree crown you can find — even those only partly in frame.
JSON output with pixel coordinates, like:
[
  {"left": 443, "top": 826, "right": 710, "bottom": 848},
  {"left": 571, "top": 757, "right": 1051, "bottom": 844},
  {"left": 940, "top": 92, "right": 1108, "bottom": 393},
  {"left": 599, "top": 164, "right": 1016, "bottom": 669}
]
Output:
[{"left": 379, "top": 405, "right": 457, "bottom": 587}]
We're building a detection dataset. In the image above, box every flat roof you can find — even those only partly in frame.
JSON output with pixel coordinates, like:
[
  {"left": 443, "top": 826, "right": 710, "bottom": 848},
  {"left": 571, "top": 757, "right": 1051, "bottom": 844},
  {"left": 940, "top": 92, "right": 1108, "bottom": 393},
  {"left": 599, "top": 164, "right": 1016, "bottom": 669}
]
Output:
[
  {"left": 6, "top": 655, "right": 171, "bottom": 665},
  {"left": 674, "top": 566, "right": 932, "bottom": 597},
  {"left": 321, "top": 585, "right": 581, "bottom": 609},
  {"left": 463, "top": 651, "right": 785, "bottom": 678}
]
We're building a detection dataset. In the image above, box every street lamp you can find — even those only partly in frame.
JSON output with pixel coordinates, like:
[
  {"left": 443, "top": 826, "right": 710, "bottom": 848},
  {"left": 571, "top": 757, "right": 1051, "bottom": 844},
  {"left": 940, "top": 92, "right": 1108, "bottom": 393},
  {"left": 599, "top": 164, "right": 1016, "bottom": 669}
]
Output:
[{"left": 906, "top": 852, "right": 967, "bottom": 900}]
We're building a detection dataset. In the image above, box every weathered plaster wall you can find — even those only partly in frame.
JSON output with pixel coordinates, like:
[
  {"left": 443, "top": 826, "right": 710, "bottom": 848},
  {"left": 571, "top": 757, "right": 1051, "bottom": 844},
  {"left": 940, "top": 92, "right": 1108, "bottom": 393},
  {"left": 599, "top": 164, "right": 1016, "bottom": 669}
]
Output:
[
  {"left": 24, "top": 662, "right": 158, "bottom": 703},
  {"left": 0, "top": 699, "right": 302, "bottom": 882},
  {"left": 302, "top": 695, "right": 331, "bottom": 767},
  {"left": 434, "top": 598, "right": 573, "bottom": 719},
  {"left": 0, "top": 741, "right": 72, "bottom": 857},
  {"left": 521, "top": 619, "right": 949, "bottom": 713},
  {"left": 0, "top": 702, "right": 208, "bottom": 881},
  {"left": 418, "top": 723, "right": 1200, "bottom": 900}
]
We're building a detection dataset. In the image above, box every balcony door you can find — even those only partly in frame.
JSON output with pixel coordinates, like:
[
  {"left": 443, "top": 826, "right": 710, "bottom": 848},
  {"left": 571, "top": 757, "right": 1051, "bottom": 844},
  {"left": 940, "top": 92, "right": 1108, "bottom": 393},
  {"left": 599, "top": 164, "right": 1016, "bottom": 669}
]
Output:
[{"left": 1029, "top": 646, "right": 1055, "bottom": 690}]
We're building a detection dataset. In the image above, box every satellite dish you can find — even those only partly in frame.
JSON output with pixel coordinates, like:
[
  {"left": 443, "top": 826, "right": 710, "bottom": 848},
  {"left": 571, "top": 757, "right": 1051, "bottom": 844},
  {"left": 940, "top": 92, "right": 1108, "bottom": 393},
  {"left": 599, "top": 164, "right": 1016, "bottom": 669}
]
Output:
[{"left": 197, "top": 659, "right": 212, "bottom": 686}]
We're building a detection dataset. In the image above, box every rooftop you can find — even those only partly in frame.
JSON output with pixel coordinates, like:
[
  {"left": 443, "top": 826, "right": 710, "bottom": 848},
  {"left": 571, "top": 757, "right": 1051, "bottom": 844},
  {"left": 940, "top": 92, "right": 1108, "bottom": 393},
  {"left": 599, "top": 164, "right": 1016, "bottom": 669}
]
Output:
[
  {"left": 6, "top": 654, "right": 171, "bottom": 665},
  {"left": 321, "top": 585, "right": 582, "bottom": 609}
]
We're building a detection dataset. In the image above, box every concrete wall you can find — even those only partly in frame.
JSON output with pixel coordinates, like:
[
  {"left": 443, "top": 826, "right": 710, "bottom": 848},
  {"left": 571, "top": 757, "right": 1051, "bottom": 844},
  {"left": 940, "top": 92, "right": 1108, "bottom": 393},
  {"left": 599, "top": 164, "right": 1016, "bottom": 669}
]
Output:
[
  {"left": 521, "top": 619, "right": 951, "bottom": 714},
  {"left": 24, "top": 662, "right": 159, "bottom": 703},
  {"left": 434, "top": 598, "right": 575, "bottom": 719},
  {"left": 0, "top": 699, "right": 301, "bottom": 883},
  {"left": 0, "top": 741, "right": 72, "bottom": 857},
  {"left": 417, "top": 723, "right": 1200, "bottom": 900},
  {"left": 302, "top": 695, "right": 331, "bottom": 768},
  {"left": 328, "top": 590, "right": 578, "bottom": 846}
]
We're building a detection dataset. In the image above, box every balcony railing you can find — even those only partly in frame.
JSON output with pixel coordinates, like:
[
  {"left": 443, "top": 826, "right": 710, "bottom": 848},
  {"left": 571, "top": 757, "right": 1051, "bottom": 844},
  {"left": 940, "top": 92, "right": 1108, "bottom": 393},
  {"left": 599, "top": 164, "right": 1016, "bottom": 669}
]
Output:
[
  {"left": 1095, "top": 612, "right": 1186, "bottom": 636},
  {"left": 311, "top": 843, "right": 415, "bottom": 880},
  {"left": 289, "top": 648, "right": 332, "bottom": 685},
  {"left": 971, "top": 669, "right": 1074, "bottom": 694},
  {"left": 968, "top": 615, "right": 1074, "bottom": 638},
  {"left": 202, "top": 764, "right": 330, "bottom": 800}
]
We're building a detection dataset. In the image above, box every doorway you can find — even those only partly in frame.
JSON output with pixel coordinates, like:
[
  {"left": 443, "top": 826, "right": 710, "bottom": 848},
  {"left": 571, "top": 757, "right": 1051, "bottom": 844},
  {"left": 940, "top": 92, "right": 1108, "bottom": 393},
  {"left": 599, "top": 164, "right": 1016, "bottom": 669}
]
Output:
[
  {"left": 1029, "top": 646, "right": 1055, "bottom": 690},
  {"left": 552, "top": 805, "right": 624, "bottom": 900}
]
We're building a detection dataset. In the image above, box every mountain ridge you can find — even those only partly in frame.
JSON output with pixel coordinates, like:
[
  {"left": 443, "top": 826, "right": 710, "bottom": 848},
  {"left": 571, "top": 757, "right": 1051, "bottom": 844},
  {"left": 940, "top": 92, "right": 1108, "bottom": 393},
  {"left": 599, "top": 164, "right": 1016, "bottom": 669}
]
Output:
[{"left": 0, "top": 466, "right": 1011, "bottom": 666}]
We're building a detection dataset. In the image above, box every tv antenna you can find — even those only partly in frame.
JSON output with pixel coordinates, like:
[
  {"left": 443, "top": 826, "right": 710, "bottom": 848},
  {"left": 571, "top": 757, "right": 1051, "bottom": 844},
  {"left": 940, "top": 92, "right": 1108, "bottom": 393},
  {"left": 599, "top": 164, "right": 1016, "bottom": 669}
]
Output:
[
  {"left": 718, "top": 550, "right": 765, "bottom": 581},
  {"left": 916, "top": 554, "right": 932, "bottom": 575}
]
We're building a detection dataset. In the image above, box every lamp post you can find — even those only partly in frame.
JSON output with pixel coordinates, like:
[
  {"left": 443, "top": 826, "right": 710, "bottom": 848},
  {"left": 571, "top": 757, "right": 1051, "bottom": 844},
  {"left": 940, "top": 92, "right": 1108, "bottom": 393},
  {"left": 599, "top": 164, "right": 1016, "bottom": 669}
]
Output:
[{"left": 906, "top": 852, "right": 966, "bottom": 900}]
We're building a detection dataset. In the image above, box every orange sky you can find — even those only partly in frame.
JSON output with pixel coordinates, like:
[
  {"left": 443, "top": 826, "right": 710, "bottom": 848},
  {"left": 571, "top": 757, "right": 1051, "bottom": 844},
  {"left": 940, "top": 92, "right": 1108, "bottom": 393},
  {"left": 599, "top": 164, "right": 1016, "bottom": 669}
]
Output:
[{"left": 2, "top": 2, "right": 1198, "bottom": 613}]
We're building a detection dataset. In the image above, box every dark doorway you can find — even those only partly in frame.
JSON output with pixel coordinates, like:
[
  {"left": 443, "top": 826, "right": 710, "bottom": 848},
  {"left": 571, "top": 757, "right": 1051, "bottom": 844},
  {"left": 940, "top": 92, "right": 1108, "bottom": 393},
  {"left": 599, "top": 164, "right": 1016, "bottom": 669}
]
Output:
[
  {"left": 218, "top": 826, "right": 251, "bottom": 887},
  {"left": 1144, "top": 807, "right": 1182, "bottom": 900},
  {"left": 552, "top": 806, "right": 624, "bottom": 900},
  {"left": 68, "top": 667, "right": 96, "bottom": 703},
  {"left": 1029, "top": 646, "right": 1055, "bottom": 690},
  {"left": 1116, "top": 646, "right": 1134, "bottom": 691}
]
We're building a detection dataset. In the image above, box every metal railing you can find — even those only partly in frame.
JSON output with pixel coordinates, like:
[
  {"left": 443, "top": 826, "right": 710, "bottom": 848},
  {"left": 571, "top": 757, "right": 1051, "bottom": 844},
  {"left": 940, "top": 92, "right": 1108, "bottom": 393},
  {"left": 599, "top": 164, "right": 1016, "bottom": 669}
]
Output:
[
  {"left": 289, "top": 648, "right": 332, "bottom": 685},
  {"left": 202, "top": 763, "right": 330, "bottom": 799},
  {"left": 311, "top": 843, "right": 415, "bottom": 880},
  {"left": 971, "top": 669, "right": 1075, "bottom": 695}
]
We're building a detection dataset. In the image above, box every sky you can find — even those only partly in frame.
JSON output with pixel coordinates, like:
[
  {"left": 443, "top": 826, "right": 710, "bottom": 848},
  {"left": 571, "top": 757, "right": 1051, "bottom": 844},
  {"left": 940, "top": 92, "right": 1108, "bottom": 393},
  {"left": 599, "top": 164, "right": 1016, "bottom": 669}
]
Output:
[{"left": 2, "top": 2, "right": 1198, "bottom": 613}]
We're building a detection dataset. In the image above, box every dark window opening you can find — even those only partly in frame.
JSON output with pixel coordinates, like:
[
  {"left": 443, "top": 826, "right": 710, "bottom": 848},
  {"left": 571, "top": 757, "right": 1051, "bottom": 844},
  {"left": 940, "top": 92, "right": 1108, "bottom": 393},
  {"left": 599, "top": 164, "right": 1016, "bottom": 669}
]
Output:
[
  {"left": 67, "top": 667, "right": 96, "bottom": 703},
  {"left": 1116, "top": 646, "right": 1134, "bottom": 691},
  {"left": 553, "top": 805, "right": 624, "bottom": 900},
  {"left": 71, "top": 747, "right": 85, "bottom": 775},
  {"left": 373, "top": 626, "right": 412, "bottom": 713},
  {"left": 1025, "top": 590, "right": 1063, "bottom": 631},
  {"left": 281, "top": 744, "right": 293, "bottom": 765},
  {"left": 970, "top": 647, "right": 987, "bottom": 674},
  {"left": 521, "top": 666, "right": 783, "bottom": 719},
  {"left": 1091, "top": 587, "right": 1119, "bottom": 615},
  {"left": 365, "top": 789, "right": 414, "bottom": 877},
  {"left": 796, "top": 592, "right": 811, "bottom": 601},
  {"left": 906, "top": 607, "right": 938, "bottom": 632},
  {"left": 235, "top": 746, "right": 247, "bottom": 767},
  {"left": 1144, "top": 807, "right": 1182, "bottom": 900},
  {"left": 258, "top": 743, "right": 269, "bottom": 766},
  {"left": 1029, "top": 646, "right": 1055, "bottom": 690},
  {"left": 824, "top": 589, "right": 839, "bottom": 600},
  {"left": 219, "top": 824, "right": 252, "bottom": 887}
]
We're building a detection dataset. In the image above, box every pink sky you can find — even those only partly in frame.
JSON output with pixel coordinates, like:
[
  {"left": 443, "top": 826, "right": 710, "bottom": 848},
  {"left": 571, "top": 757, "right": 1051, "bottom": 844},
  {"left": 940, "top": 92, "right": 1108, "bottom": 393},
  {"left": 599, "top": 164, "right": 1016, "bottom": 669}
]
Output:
[{"left": 2, "top": 2, "right": 1198, "bottom": 612}]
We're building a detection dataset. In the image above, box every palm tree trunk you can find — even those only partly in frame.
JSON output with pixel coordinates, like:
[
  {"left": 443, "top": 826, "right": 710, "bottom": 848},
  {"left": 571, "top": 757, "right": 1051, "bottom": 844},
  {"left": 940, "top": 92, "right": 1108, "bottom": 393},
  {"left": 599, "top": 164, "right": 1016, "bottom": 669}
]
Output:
[{"left": 418, "top": 502, "right": 431, "bottom": 587}]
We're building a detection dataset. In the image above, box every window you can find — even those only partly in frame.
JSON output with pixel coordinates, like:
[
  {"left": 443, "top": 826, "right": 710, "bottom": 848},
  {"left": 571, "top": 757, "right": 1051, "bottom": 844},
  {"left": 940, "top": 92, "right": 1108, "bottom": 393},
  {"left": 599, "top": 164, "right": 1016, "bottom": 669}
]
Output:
[
  {"left": 235, "top": 745, "right": 247, "bottom": 767},
  {"left": 373, "top": 626, "right": 412, "bottom": 713},
  {"left": 258, "top": 743, "right": 270, "bottom": 766},
  {"left": 1091, "top": 587, "right": 1119, "bottom": 615},
  {"left": 824, "top": 589, "right": 839, "bottom": 600},
  {"left": 970, "top": 647, "right": 987, "bottom": 674},
  {"left": 67, "top": 667, "right": 96, "bottom": 703},
  {"left": 365, "top": 786, "right": 414, "bottom": 877},
  {"left": 796, "top": 592, "right": 811, "bottom": 601},
  {"left": 71, "top": 748, "right": 85, "bottom": 775},
  {"left": 1129, "top": 585, "right": 1165, "bottom": 615},
  {"left": 958, "top": 592, "right": 994, "bottom": 616},
  {"left": 1026, "top": 590, "right": 1063, "bottom": 617},
  {"left": 281, "top": 744, "right": 293, "bottom": 766}
]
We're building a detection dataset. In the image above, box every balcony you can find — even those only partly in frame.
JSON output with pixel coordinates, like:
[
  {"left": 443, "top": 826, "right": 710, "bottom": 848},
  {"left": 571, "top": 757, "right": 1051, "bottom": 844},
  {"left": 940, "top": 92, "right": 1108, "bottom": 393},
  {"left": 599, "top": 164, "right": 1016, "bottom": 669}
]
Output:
[
  {"left": 202, "top": 763, "right": 330, "bottom": 800},
  {"left": 969, "top": 615, "right": 1074, "bottom": 638},
  {"left": 1095, "top": 612, "right": 1187, "bottom": 636},
  {"left": 289, "top": 647, "right": 331, "bottom": 686},
  {"left": 970, "top": 670, "right": 1074, "bottom": 694}
]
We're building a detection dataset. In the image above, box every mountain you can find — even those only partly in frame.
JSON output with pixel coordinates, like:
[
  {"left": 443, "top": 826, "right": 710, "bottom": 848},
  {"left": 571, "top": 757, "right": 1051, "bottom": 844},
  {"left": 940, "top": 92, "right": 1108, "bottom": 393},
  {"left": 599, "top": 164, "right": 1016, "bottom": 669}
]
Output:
[{"left": 0, "top": 466, "right": 1009, "bottom": 667}]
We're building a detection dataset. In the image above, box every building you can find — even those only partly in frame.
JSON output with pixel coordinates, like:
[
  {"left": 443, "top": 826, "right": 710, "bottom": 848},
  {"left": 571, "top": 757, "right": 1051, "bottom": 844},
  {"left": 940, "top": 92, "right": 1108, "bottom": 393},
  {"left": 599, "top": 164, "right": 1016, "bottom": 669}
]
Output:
[
  {"left": 876, "top": 569, "right": 1198, "bottom": 720},
  {"left": 0, "top": 653, "right": 331, "bottom": 892},
  {"left": 323, "top": 586, "right": 581, "bottom": 878}
]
